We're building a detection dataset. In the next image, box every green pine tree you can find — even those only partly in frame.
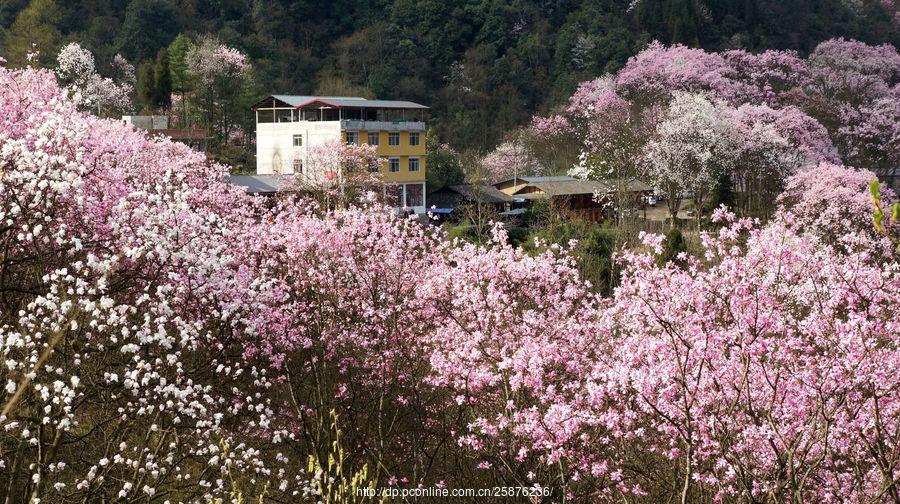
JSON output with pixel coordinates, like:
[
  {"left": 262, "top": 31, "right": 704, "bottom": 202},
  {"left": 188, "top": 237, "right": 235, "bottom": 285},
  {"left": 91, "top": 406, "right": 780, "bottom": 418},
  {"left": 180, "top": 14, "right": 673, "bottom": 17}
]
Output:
[
  {"left": 712, "top": 171, "right": 737, "bottom": 210},
  {"left": 657, "top": 226, "right": 687, "bottom": 267},
  {"left": 136, "top": 60, "right": 156, "bottom": 110},
  {"left": 153, "top": 48, "right": 172, "bottom": 107},
  {"left": 167, "top": 34, "right": 194, "bottom": 94}
]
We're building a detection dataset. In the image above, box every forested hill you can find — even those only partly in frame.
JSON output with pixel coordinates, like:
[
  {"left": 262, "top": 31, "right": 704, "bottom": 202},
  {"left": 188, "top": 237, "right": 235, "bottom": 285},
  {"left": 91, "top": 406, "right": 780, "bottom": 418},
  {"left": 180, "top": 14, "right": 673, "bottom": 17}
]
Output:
[{"left": 1, "top": 0, "right": 897, "bottom": 151}]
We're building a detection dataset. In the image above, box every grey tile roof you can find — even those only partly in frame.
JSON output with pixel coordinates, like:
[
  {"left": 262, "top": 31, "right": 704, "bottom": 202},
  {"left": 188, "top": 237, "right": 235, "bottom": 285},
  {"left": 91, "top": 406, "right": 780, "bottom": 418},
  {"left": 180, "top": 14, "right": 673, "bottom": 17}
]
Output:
[
  {"left": 509, "top": 178, "right": 652, "bottom": 197},
  {"left": 517, "top": 179, "right": 611, "bottom": 197},
  {"left": 495, "top": 175, "right": 576, "bottom": 186},
  {"left": 262, "top": 95, "right": 428, "bottom": 109},
  {"left": 428, "top": 184, "right": 513, "bottom": 206},
  {"left": 229, "top": 175, "right": 292, "bottom": 194},
  {"left": 445, "top": 184, "right": 514, "bottom": 203}
]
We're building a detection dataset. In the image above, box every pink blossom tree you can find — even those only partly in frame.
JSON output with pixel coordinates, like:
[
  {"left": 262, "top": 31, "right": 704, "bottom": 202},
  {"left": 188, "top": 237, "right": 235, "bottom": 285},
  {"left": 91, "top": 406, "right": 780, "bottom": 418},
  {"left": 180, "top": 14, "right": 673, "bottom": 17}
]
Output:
[
  {"left": 725, "top": 104, "right": 837, "bottom": 216},
  {"left": 565, "top": 76, "right": 652, "bottom": 224},
  {"left": 479, "top": 134, "right": 545, "bottom": 184},
  {"left": 804, "top": 38, "right": 900, "bottom": 174},
  {"left": 778, "top": 162, "right": 896, "bottom": 256}
]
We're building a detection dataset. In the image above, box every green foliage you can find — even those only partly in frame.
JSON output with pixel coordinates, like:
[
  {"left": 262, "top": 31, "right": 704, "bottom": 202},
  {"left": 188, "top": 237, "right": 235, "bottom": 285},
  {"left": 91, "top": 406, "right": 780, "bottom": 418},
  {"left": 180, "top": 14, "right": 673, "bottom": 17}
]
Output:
[
  {"left": 872, "top": 179, "right": 900, "bottom": 252},
  {"left": 153, "top": 48, "right": 172, "bottom": 107},
  {"left": 115, "top": 0, "right": 180, "bottom": 61},
  {"left": 425, "top": 130, "right": 464, "bottom": 191},
  {"left": 524, "top": 220, "right": 618, "bottom": 294},
  {"left": 167, "top": 34, "right": 194, "bottom": 94},
  {"left": 3, "top": 0, "right": 61, "bottom": 68},
  {"left": 1, "top": 0, "right": 896, "bottom": 153},
  {"left": 711, "top": 171, "right": 737, "bottom": 210},
  {"left": 657, "top": 226, "right": 687, "bottom": 267},
  {"left": 136, "top": 60, "right": 155, "bottom": 110},
  {"left": 444, "top": 222, "right": 473, "bottom": 243}
]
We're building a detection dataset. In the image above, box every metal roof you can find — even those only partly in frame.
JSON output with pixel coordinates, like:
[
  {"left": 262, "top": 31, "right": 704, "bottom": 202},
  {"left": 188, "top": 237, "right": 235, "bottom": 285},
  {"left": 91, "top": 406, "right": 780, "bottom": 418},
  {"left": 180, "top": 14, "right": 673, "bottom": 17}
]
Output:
[
  {"left": 505, "top": 177, "right": 652, "bottom": 197},
  {"left": 257, "top": 95, "right": 428, "bottom": 110},
  {"left": 229, "top": 174, "right": 292, "bottom": 194},
  {"left": 515, "top": 179, "right": 611, "bottom": 197},
  {"left": 445, "top": 184, "right": 514, "bottom": 203},
  {"left": 494, "top": 175, "right": 575, "bottom": 186},
  {"left": 521, "top": 175, "right": 577, "bottom": 183}
]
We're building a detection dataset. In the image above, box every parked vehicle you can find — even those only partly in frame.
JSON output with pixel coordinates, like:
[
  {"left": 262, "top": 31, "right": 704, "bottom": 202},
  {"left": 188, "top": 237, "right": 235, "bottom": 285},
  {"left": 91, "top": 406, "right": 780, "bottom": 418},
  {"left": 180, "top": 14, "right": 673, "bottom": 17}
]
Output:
[{"left": 646, "top": 195, "right": 657, "bottom": 206}]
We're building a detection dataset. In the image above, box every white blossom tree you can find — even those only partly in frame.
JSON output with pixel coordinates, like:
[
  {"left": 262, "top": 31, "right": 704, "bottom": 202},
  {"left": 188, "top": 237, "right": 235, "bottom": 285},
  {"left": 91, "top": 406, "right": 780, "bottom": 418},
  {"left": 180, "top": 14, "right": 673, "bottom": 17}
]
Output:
[
  {"left": 55, "top": 43, "right": 132, "bottom": 116},
  {"left": 644, "top": 92, "right": 735, "bottom": 223}
]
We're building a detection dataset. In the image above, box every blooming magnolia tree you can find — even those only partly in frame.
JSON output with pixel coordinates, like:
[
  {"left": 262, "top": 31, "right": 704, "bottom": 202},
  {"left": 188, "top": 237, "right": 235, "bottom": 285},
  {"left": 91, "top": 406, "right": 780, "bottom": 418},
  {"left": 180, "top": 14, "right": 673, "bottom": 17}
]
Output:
[
  {"left": 0, "top": 63, "right": 306, "bottom": 502},
  {"left": 185, "top": 37, "right": 250, "bottom": 144},
  {"left": 562, "top": 76, "right": 655, "bottom": 226},
  {"left": 533, "top": 38, "right": 900, "bottom": 225},
  {"left": 55, "top": 42, "right": 132, "bottom": 115},
  {"left": 778, "top": 162, "right": 896, "bottom": 256},
  {"left": 479, "top": 135, "right": 545, "bottom": 184},
  {"left": 644, "top": 92, "right": 734, "bottom": 221},
  {"left": 804, "top": 38, "right": 900, "bottom": 175}
]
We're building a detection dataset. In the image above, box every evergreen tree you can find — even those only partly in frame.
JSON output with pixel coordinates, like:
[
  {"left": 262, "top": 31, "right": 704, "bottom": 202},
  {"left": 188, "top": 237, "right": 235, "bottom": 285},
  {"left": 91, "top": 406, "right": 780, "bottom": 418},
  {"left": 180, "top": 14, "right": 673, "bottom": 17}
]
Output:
[
  {"left": 136, "top": 60, "right": 155, "bottom": 110},
  {"left": 153, "top": 48, "right": 172, "bottom": 108},
  {"left": 167, "top": 34, "right": 194, "bottom": 94},
  {"left": 712, "top": 171, "right": 737, "bottom": 210},
  {"left": 3, "top": 0, "right": 62, "bottom": 68}
]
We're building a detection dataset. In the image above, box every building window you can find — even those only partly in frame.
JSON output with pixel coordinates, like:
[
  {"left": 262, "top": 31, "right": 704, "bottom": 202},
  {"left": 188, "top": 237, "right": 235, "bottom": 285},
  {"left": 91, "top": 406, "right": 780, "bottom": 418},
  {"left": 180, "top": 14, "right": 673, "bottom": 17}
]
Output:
[
  {"left": 405, "top": 183, "right": 424, "bottom": 207},
  {"left": 346, "top": 132, "right": 358, "bottom": 144},
  {"left": 293, "top": 134, "right": 302, "bottom": 147},
  {"left": 409, "top": 132, "right": 420, "bottom": 146},
  {"left": 389, "top": 158, "right": 400, "bottom": 172},
  {"left": 388, "top": 132, "right": 400, "bottom": 146},
  {"left": 367, "top": 132, "right": 380, "bottom": 146},
  {"left": 292, "top": 159, "right": 303, "bottom": 174},
  {"left": 408, "top": 157, "right": 420, "bottom": 172}
]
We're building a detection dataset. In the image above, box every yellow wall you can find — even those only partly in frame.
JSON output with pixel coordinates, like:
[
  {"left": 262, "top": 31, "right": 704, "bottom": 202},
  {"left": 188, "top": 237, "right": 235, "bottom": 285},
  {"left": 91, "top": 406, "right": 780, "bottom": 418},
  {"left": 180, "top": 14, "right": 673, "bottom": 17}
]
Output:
[{"left": 343, "top": 130, "right": 427, "bottom": 182}]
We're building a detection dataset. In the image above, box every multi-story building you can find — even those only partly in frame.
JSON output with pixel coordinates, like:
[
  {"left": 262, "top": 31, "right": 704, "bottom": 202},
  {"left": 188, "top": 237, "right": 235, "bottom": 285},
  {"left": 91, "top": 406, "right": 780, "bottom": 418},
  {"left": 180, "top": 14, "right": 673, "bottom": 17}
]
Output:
[{"left": 251, "top": 95, "right": 428, "bottom": 213}]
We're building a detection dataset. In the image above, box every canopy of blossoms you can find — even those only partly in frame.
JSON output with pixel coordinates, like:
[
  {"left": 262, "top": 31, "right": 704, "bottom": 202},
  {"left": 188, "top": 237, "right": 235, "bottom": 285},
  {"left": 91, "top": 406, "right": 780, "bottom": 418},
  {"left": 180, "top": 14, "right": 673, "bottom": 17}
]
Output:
[{"left": 1, "top": 45, "right": 898, "bottom": 503}]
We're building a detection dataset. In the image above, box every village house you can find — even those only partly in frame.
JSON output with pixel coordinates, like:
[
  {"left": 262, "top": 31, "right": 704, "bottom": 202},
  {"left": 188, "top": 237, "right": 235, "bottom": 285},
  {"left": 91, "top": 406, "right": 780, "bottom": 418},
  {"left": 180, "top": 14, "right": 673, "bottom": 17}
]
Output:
[
  {"left": 251, "top": 95, "right": 429, "bottom": 213},
  {"left": 494, "top": 175, "right": 652, "bottom": 222}
]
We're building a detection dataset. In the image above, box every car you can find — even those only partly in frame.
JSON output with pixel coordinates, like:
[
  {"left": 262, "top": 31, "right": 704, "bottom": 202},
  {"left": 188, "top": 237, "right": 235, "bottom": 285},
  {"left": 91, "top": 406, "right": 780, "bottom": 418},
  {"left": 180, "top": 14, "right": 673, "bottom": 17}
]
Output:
[{"left": 646, "top": 195, "right": 657, "bottom": 206}]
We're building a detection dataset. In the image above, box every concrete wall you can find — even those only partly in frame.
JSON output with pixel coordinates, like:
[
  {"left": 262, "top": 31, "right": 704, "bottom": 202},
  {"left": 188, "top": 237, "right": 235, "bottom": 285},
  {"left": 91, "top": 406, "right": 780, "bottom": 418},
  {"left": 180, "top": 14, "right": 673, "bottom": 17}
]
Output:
[
  {"left": 123, "top": 115, "right": 168, "bottom": 130},
  {"left": 255, "top": 121, "right": 342, "bottom": 180}
]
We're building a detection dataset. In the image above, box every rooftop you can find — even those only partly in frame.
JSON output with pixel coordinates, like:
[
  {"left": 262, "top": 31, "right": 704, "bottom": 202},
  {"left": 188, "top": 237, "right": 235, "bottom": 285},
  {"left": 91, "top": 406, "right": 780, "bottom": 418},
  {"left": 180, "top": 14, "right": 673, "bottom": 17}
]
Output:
[
  {"left": 229, "top": 174, "right": 292, "bottom": 194},
  {"left": 253, "top": 95, "right": 429, "bottom": 110},
  {"left": 428, "top": 184, "right": 513, "bottom": 208},
  {"left": 506, "top": 177, "right": 652, "bottom": 197},
  {"left": 495, "top": 175, "right": 577, "bottom": 186}
]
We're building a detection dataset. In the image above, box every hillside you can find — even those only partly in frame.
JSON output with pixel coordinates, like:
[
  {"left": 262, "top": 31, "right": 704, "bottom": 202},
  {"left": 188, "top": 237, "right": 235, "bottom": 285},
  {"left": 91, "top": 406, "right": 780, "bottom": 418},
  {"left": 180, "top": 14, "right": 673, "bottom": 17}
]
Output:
[{"left": 1, "top": 0, "right": 897, "bottom": 151}]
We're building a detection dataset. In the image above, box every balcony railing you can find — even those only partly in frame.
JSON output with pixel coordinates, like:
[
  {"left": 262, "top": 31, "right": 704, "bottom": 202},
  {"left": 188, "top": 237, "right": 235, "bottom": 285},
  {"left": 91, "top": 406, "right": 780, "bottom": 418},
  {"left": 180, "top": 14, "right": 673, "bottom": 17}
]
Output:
[{"left": 340, "top": 120, "right": 426, "bottom": 132}]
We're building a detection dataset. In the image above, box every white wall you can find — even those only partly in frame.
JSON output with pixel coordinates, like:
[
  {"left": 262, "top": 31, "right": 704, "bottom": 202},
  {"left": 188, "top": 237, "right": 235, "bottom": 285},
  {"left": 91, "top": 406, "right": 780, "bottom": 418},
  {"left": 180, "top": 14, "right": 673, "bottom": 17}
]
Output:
[
  {"left": 256, "top": 121, "right": 342, "bottom": 179},
  {"left": 123, "top": 115, "right": 168, "bottom": 130}
]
